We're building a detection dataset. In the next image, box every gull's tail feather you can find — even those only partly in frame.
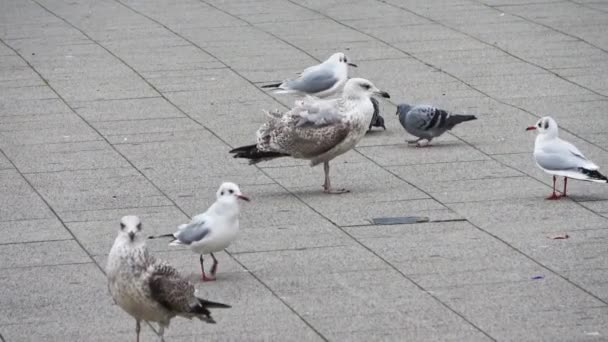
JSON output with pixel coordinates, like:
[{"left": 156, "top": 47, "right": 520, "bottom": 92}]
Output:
[
  {"left": 147, "top": 233, "right": 175, "bottom": 240},
  {"left": 229, "top": 144, "right": 289, "bottom": 164},
  {"left": 446, "top": 114, "right": 477, "bottom": 130},
  {"left": 581, "top": 168, "right": 608, "bottom": 183},
  {"left": 189, "top": 298, "right": 231, "bottom": 324},
  {"left": 261, "top": 82, "right": 282, "bottom": 89}
]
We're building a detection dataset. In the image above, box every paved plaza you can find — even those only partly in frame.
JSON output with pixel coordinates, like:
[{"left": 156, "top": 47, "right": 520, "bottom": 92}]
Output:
[{"left": 1, "top": 0, "right": 608, "bottom": 341}]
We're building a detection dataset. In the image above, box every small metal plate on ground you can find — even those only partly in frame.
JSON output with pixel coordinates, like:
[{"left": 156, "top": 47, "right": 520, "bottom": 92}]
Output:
[{"left": 372, "top": 216, "right": 430, "bottom": 225}]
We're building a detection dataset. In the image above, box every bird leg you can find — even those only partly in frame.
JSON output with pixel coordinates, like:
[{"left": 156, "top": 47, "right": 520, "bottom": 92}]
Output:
[
  {"left": 322, "top": 161, "right": 349, "bottom": 194},
  {"left": 156, "top": 325, "right": 165, "bottom": 342},
  {"left": 210, "top": 252, "right": 219, "bottom": 276},
  {"left": 135, "top": 320, "right": 140, "bottom": 342},
  {"left": 200, "top": 254, "right": 216, "bottom": 282},
  {"left": 562, "top": 177, "right": 568, "bottom": 197},
  {"left": 546, "top": 175, "right": 562, "bottom": 200}
]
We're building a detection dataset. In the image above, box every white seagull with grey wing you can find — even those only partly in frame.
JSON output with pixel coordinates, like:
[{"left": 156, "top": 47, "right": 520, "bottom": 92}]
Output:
[
  {"left": 106, "top": 216, "right": 230, "bottom": 342},
  {"left": 149, "top": 182, "right": 249, "bottom": 281},
  {"left": 230, "top": 78, "right": 390, "bottom": 194},
  {"left": 527, "top": 116, "right": 607, "bottom": 199},
  {"left": 261, "top": 52, "right": 357, "bottom": 98}
]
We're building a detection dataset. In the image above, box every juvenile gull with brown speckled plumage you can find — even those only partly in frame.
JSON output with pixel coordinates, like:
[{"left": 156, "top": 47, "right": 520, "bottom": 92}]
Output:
[
  {"left": 106, "top": 216, "right": 230, "bottom": 342},
  {"left": 230, "top": 78, "right": 389, "bottom": 194}
]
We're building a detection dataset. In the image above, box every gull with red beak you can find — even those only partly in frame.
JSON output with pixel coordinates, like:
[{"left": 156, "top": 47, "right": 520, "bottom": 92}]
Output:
[
  {"left": 527, "top": 116, "right": 607, "bottom": 200},
  {"left": 149, "top": 182, "right": 249, "bottom": 281}
]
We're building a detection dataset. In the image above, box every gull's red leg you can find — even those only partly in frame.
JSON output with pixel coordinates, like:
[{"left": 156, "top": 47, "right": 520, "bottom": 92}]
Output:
[
  {"left": 562, "top": 177, "right": 568, "bottom": 197},
  {"left": 546, "top": 175, "right": 562, "bottom": 200}
]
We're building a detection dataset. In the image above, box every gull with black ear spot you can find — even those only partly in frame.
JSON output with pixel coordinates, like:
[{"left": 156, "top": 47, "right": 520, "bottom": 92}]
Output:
[
  {"left": 230, "top": 78, "right": 390, "bottom": 194},
  {"left": 260, "top": 52, "right": 357, "bottom": 98},
  {"left": 107, "top": 216, "right": 230, "bottom": 342},
  {"left": 149, "top": 182, "right": 249, "bottom": 281},
  {"left": 527, "top": 116, "right": 607, "bottom": 200}
]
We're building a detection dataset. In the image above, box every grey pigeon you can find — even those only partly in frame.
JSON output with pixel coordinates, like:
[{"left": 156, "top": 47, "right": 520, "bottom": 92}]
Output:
[
  {"left": 368, "top": 97, "right": 386, "bottom": 131},
  {"left": 396, "top": 103, "right": 476, "bottom": 147},
  {"left": 230, "top": 78, "right": 390, "bottom": 194},
  {"left": 107, "top": 215, "right": 230, "bottom": 342}
]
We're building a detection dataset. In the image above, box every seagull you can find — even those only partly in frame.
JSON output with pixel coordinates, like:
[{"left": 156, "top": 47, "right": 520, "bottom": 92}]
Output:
[
  {"left": 396, "top": 103, "right": 477, "bottom": 147},
  {"left": 106, "top": 215, "right": 230, "bottom": 342},
  {"left": 230, "top": 78, "right": 390, "bottom": 194},
  {"left": 527, "top": 116, "right": 607, "bottom": 199},
  {"left": 149, "top": 182, "right": 249, "bottom": 281},
  {"left": 261, "top": 52, "right": 357, "bottom": 98}
]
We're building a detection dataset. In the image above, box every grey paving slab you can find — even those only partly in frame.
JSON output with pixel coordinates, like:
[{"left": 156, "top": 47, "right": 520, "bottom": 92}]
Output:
[
  {"left": 0, "top": 218, "right": 71, "bottom": 244},
  {"left": 0, "top": 169, "right": 55, "bottom": 221}
]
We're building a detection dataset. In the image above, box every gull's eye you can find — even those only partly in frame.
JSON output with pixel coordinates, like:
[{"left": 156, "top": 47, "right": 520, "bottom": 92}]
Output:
[
  {"left": 120, "top": 223, "right": 126, "bottom": 230},
  {"left": 136, "top": 223, "right": 142, "bottom": 231},
  {"left": 220, "top": 191, "right": 224, "bottom": 196},
  {"left": 537, "top": 123, "right": 541, "bottom": 128},
  {"left": 344, "top": 57, "right": 348, "bottom": 63},
  {"left": 361, "top": 83, "right": 371, "bottom": 90},
  {"left": 228, "top": 189, "right": 234, "bottom": 194}
]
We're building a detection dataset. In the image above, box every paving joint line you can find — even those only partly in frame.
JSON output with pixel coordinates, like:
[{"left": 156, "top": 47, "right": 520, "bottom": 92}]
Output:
[
  {"left": 0, "top": 238, "right": 74, "bottom": 246},
  {"left": 29, "top": 1, "right": 330, "bottom": 339},
  {"left": 482, "top": 1, "right": 608, "bottom": 55},
  {"left": 248, "top": 162, "right": 497, "bottom": 341},
  {"left": 224, "top": 250, "right": 330, "bottom": 342},
  {"left": 0, "top": 116, "right": 105, "bottom": 273},
  {"left": 276, "top": 0, "right": 608, "bottom": 219}
]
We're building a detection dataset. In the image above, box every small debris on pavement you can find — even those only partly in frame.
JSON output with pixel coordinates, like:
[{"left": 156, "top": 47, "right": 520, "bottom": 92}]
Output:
[
  {"left": 547, "top": 233, "right": 569, "bottom": 240},
  {"left": 531, "top": 275, "right": 544, "bottom": 280},
  {"left": 372, "top": 216, "right": 430, "bottom": 225}
]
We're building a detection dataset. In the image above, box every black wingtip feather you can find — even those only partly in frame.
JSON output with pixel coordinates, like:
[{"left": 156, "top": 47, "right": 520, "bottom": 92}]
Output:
[
  {"left": 581, "top": 168, "right": 608, "bottom": 182},
  {"left": 261, "top": 82, "right": 282, "bottom": 89},
  {"left": 147, "top": 233, "right": 175, "bottom": 240}
]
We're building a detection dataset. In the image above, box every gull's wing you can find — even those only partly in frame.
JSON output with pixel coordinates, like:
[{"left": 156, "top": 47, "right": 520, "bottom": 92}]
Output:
[
  {"left": 148, "top": 261, "right": 197, "bottom": 313},
  {"left": 536, "top": 139, "right": 598, "bottom": 171},
  {"left": 174, "top": 219, "right": 211, "bottom": 244},
  {"left": 286, "top": 66, "right": 338, "bottom": 94}
]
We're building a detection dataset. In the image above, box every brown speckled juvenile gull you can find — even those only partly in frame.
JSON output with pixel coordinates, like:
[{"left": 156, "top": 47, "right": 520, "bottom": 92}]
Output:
[
  {"left": 230, "top": 78, "right": 390, "bottom": 194},
  {"left": 106, "top": 216, "right": 230, "bottom": 342}
]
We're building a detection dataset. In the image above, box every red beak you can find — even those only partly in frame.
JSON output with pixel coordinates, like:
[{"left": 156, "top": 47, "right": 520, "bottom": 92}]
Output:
[
  {"left": 237, "top": 194, "right": 250, "bottom": 202},
  {"left": 526, "top": 126, "right": 537, "bottom": 131}
]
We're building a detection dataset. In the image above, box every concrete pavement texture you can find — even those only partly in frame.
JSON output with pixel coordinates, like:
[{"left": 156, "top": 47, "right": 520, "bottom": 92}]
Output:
[{"left": 1, "top": 0, "right": 608, "bottom": 341}]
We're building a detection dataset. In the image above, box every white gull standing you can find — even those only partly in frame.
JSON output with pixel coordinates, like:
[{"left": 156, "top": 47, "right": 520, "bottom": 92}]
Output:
[
  {"left": 230, "top": 78, "right": 390, "bottom": 194},
  {"left": 106, "top": 215, "right": 230, "bottom": 342},
  {"left": 261, "top": 52, "right": 357, "bottom": 98},
  {"left": 149, "top": 182, "right": 249, "bottom": 281},
  {"left": 527, "top": 116, "right": 607, "bottom": 199}
]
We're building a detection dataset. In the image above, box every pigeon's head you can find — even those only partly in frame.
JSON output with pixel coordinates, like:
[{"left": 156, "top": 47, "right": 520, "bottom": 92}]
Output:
[
  {"left": 396, "top": 103, "right": 412, "bottom": 116},
  {"left": 119, "top": 215, "right": 143, "bottom": 243},
  {"left": 327, "top": 52, "right": 357, "bottom": 67},
  {"left": 343, "top": 78, "right": 390, "bottom": 100},
  {"left": 216, "top": 182, "right": 250, "bottom": 203},
  {"left": 526, "top": 116, "right": 558, "bottom": 138}
]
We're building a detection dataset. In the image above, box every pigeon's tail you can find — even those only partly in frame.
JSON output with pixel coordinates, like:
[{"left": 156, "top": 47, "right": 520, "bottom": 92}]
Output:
[
  {"left": 147, "top": 233, "right": 175, "bottom": 240},
  {"left": 446, "top": 114, "right": 477, "bottom": 130},
  {"left": 190, "top": 298, "right": 231, "bottom": 324},
  {"left": 261, "top": 82, "right": 282, "bottom": 89},
  {"left": 580, "top": 168, "right": 608, "bottom": 183},
  {"left": 229, "top": 144, "right": 289, "bottom": 165}
]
